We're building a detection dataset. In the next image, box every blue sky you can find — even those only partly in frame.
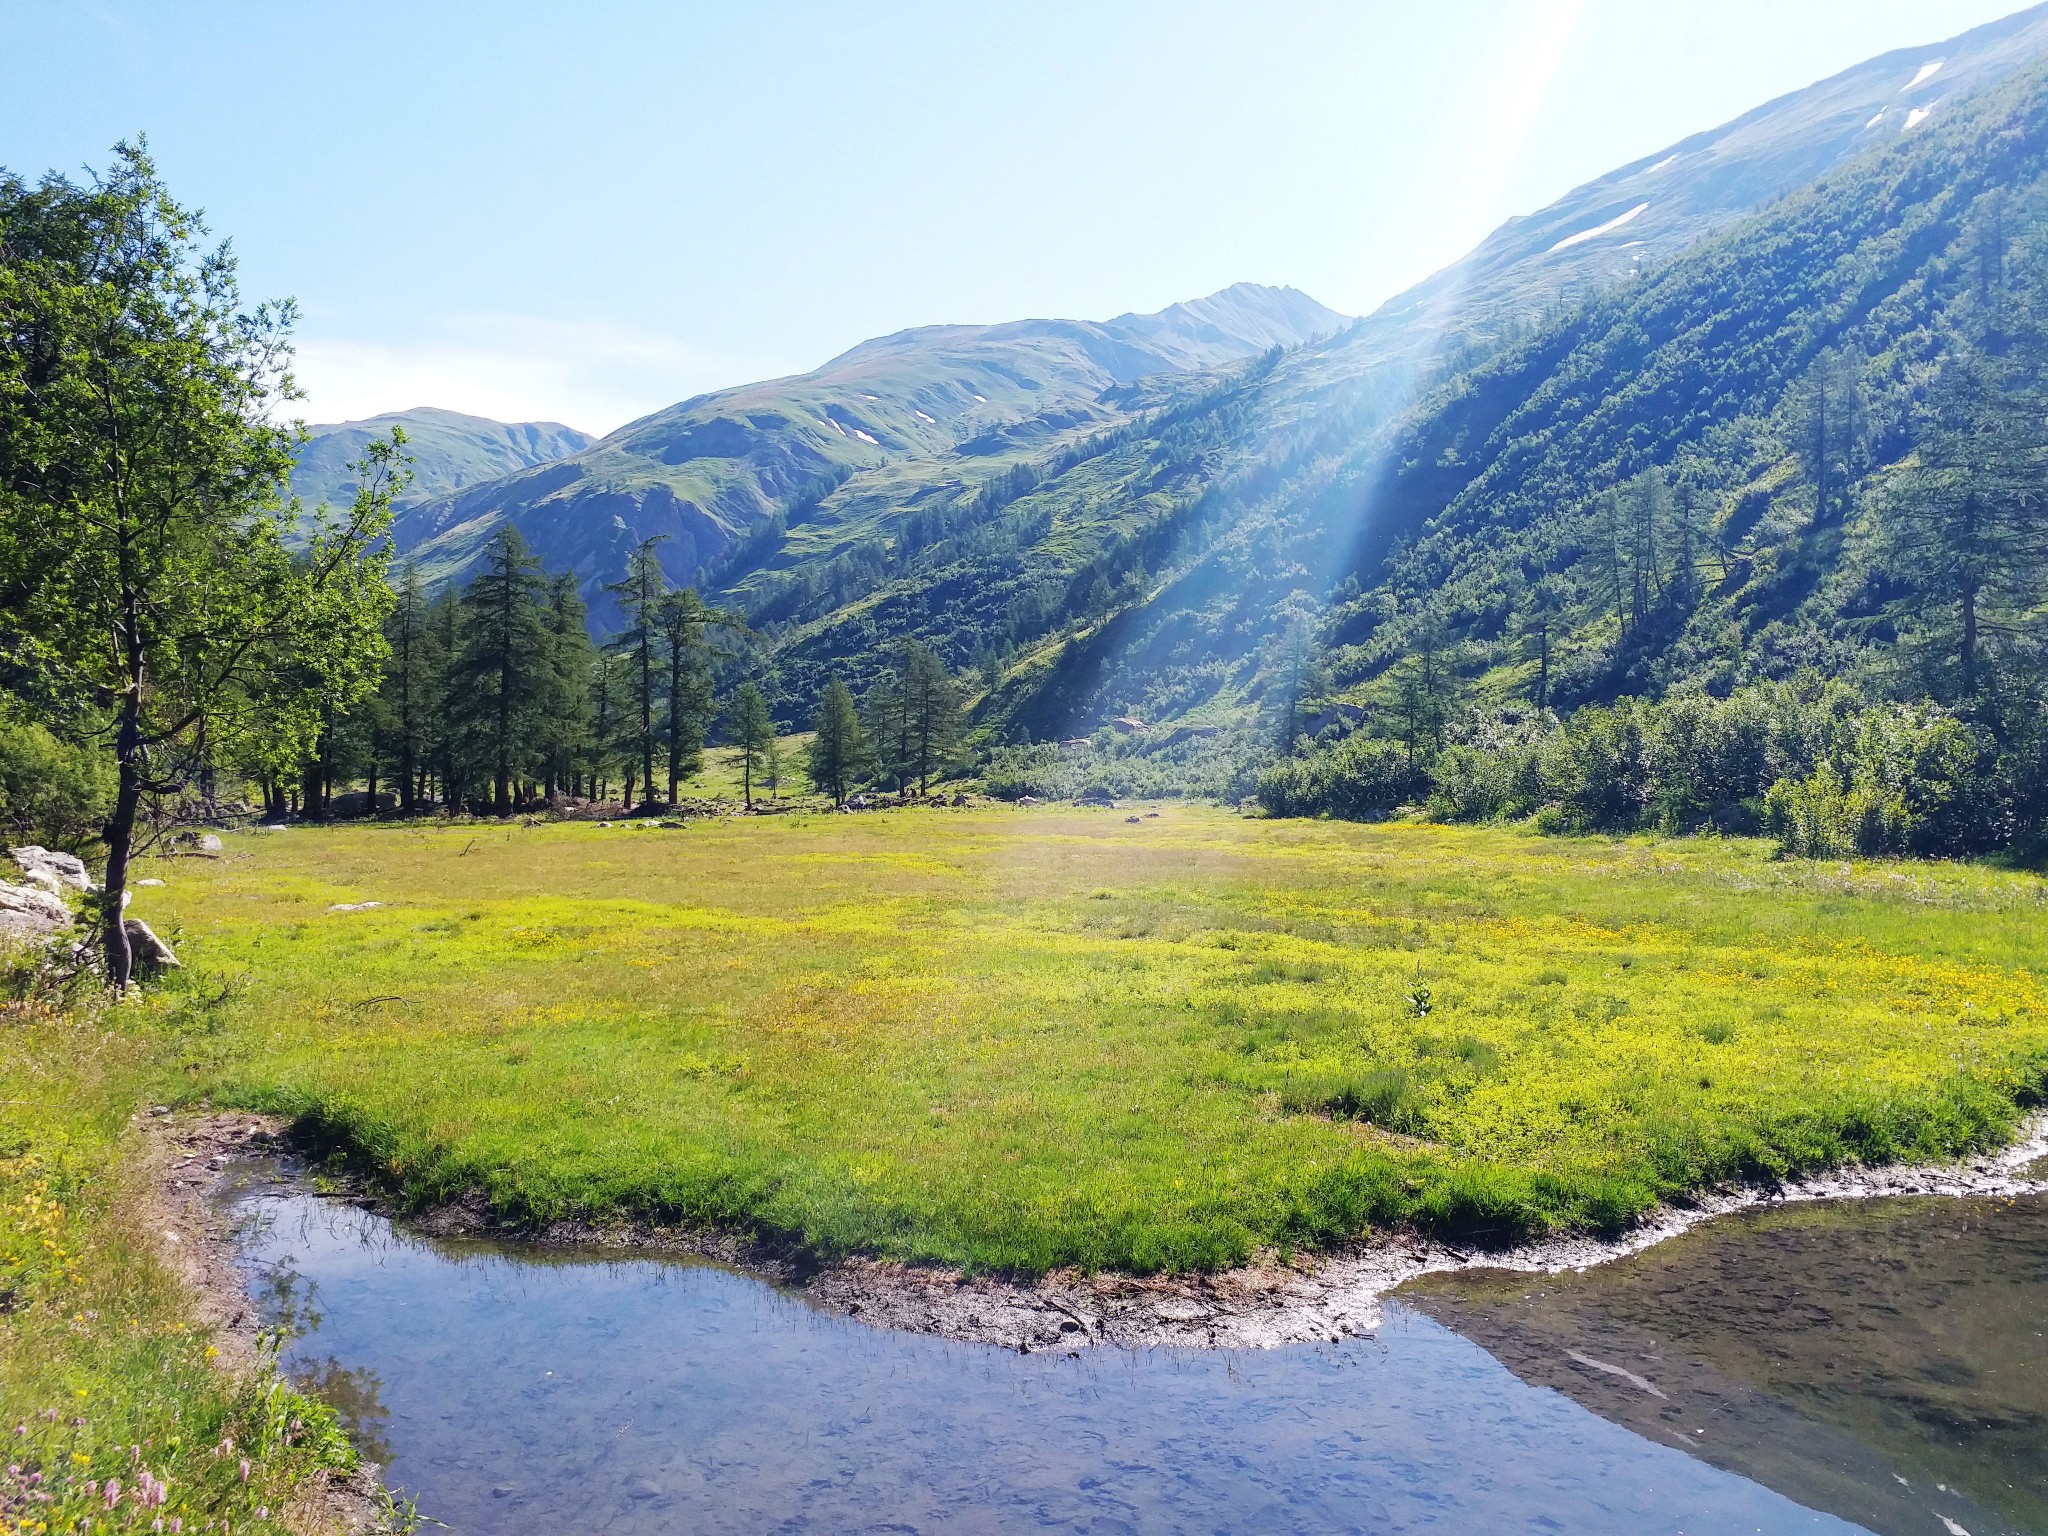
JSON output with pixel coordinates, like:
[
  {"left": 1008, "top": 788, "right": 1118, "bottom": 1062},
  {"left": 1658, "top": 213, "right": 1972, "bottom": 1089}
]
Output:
[{"left": 1, "top": 1, "right": 2028, "bottom": 433}]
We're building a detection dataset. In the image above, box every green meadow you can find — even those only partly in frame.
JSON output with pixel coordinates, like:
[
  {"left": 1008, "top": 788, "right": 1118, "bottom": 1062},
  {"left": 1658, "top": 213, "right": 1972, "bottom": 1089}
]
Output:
[{"left": 111, "top": 806, "right": 2048, "bottom": 1275}]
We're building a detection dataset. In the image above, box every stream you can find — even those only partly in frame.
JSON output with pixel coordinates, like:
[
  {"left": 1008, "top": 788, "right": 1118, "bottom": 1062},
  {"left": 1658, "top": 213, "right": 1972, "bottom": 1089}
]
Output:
[{"left": 223, "top": 1173, "right": 2047, "bottom": 1534}]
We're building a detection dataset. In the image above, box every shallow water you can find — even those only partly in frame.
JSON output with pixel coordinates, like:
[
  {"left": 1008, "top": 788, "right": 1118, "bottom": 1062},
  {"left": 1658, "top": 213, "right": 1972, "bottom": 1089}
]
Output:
[
  {"left": 1402, "top": 1193, "right": 2048, "bottom": 1536},
  {"left": 222, "top": 1179, "right": 1880, "bottom": 1535}
]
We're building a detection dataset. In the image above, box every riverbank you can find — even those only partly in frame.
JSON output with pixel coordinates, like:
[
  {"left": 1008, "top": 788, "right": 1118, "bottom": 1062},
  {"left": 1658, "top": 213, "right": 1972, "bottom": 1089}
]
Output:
[
  {"left": 0, "top": 995, "right": 387, "bottom": 1536},
  {"left": 199, "top": 1107, "right": 2047, "bottom": 1354}
]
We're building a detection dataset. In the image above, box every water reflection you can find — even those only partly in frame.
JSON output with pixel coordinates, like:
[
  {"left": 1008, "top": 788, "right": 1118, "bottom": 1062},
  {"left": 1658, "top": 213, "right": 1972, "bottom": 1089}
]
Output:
[
  {"left": 1401, "top": 1194, "right": 2048, "bottom": 1536},
  {"left": 222, "top": 1173, "right": 1865, "bottom": 1535}
]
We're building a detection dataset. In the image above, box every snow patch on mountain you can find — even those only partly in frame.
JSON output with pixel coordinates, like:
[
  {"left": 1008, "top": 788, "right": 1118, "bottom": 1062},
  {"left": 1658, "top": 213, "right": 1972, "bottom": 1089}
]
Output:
[
  {"left": 1905, "top": 103, "right": 1938, "bottom": 130},
  {"left": 1549, "top": 202, "right": 1649, "bottom": 253},
  {"left": 1904, "top": 60, "right": 1945, "bottom": 90}
]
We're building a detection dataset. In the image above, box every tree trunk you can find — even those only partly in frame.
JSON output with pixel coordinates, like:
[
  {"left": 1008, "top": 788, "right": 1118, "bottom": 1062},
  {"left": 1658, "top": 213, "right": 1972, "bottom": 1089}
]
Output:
[
  {"left": 1961, "top": 580, "right": 1979, "bottom": 700},
  {"left": 102, "top": 695, "right": 143, "bottom": 990}
]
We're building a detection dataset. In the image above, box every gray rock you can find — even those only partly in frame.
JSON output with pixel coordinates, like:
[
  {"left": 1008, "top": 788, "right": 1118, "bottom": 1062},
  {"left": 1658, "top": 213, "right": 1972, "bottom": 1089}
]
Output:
[
  {"left": 11, "top": 845, "right": 91, "bottom": 893},
  {"left": 137, "top": 878, "right": 166, "bottom": 887},
  {"left": 174, "top": 830, "right": 224, "bottom": 853},
  {"left": 122, "top": 918, "right": 179, "bottom": 975},
  {"left": 0, "top": 880, "right": 71, "bottom": 937}
]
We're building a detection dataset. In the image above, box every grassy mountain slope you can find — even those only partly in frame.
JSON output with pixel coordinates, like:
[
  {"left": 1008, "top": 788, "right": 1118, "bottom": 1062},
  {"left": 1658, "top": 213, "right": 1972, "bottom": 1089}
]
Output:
[
  {"left": 1315, "top": 55, "right": 2048, "bottom": 717},
  {"left": 732, "top": 4, "right": 2048, "bottom": 740},
  {"left": 390, "top": 284, "right": 1346, "bottom": 629},
  {"left": 290, "top": 406, "right": 593, "bottom": 515}
]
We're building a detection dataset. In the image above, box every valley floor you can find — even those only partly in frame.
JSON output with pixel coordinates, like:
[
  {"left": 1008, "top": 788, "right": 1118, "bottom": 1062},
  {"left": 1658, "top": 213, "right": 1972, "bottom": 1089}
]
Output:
[{"left": 127, "top": 805, "right": 2048, "bottom": 1275}]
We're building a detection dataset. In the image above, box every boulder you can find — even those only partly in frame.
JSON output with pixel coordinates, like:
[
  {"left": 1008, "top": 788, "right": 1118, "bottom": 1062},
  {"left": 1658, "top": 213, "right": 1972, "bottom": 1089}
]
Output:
[
  {"left": 173, "top": 830, "right": 225, "bottom": 853},
  {"left": 0, "top": 881, "right": 71, "bottom": 938},
  {"left": 11, "top": 845, "right": 92, "bottom": 893},
  {"left": 122, "top": 918, "right": 179, "bottom": 975}
]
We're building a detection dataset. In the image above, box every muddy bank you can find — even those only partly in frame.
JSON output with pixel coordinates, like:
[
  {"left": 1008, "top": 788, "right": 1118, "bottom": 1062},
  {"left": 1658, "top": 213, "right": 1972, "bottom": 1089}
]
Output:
[
  {"left": 136, "top": 1111, "right": 392, "bottom": 1535},
  {"left": 181, "top": 1110, "right": 2048, "bottom": 1356}
]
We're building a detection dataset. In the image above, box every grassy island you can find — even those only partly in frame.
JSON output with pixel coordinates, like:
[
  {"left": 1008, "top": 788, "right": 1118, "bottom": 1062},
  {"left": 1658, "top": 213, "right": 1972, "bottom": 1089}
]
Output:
[{"left": 113, "top": 806, "right": 2048, "bottom": 1275}]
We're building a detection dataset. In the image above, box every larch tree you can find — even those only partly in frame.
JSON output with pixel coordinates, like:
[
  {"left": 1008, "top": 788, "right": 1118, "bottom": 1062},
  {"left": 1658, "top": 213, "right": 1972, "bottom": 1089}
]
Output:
[
  {"left": 807, "top": 678, "right": 870, "bottom": 806},
  {"left": 728, "top": 681, "right": 775, "bottom": 810}
]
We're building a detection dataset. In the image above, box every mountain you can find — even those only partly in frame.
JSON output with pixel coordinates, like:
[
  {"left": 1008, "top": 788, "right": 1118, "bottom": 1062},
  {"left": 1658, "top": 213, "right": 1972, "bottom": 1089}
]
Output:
[
  {"left": 388, "top": 284, "right": 1347, "bottom": 627},
  {"left": 1311, "top": 52, "right": 2048, "bottom": 716},
  {"left": 291, "top": 407, "right": 594, "bottom": 516},
  {"left": 381, "top": 4, "right": 2048, "bottom": 748},
  {"left": 800, "top": 1, "right": 2048, "bottom": 744}
]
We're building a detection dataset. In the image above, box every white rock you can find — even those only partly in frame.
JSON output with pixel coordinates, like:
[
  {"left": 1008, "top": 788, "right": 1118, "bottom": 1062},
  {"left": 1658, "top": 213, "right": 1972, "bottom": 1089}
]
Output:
[
  {"left": 0, "top": 880, "right": 70, "bottom": 937},
  {"left": 11, "top": 845, "right": 91, "bottom": 893},
  {"left": 327, "top": 901, "right": 383, "bottom": 913},
  {"left": 137, "top": 878, "right": 166, "bottom": 887},
  {"left": 123, "top": 918, "right": 179, "bottom": 973}
]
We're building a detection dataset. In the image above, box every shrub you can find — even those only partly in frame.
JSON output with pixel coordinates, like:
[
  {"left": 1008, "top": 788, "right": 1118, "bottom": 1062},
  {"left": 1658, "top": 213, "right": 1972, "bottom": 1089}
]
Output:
[{"left": 0, "top": 718, "right": 113, "bottom": 855}]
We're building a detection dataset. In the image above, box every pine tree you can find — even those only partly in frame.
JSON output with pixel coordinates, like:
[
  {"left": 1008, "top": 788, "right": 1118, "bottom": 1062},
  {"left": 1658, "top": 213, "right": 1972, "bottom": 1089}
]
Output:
[
  {"left": 448, "top": 525, "right": 551, "bottom": 814},
  {"left": 900, "top": 642, "right": 963, "bottom": 795},
  {"left": 658, "top": 588, "right": 719, "bottom": 803},
  {"left": 808, "top": 678, "right": 871, "bottom": 806},
  {"left": 608, "top": 535, "right": 668, "bottom": 807},
  {"left": 1882, "top": 349, "right": 2048, "bottom": 704},
  {"left": 381, "top": 563, "right": 439, "bottom": 813},
  {"left": 729, "top": 682, "right": 775, "bottom": 810},
  {"left": 540, "top": 573, "right": 593, "bottom": 802}
]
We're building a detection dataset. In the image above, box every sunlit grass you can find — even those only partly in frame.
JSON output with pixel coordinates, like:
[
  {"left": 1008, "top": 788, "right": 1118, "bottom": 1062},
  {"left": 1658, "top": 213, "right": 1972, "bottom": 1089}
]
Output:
[{"left": 131, "top": 808, "right": 2048, "bottom": 1274}]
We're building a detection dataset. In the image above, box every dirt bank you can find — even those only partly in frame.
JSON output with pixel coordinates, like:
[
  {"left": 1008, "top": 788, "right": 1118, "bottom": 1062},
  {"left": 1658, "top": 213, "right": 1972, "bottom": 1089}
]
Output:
[
  {"left": 175, "top": 1110, "right": 2048, "bottom": 1357},
  {"left": 136, "top": 1110, "right": 392, "bottom": 1534}
]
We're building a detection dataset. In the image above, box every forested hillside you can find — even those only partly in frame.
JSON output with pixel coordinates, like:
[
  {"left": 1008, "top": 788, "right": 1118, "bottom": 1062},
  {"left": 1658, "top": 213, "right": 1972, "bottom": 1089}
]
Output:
[{"left": 1256, "top": 59, "right": 2048, "bottom": 858}]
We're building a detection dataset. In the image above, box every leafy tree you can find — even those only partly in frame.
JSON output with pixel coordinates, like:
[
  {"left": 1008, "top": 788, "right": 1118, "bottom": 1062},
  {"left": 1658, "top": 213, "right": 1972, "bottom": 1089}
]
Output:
[
  {"left": 807, "top": 678, "right": 871, "bottom": 806},
  {"left": 729, "top": 681, "right": 775, "bottom": 810},
  {"left": 0, "top": 143, "right": 394, "bottom": 985}
]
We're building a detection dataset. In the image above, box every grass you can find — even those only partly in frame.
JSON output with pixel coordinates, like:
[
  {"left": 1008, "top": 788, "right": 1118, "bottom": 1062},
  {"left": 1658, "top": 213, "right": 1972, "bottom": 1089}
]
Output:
[
  {"left": 0, "top": 977, "right": 357, "bottom": 1536},
  {"left": 103, "top": 807, "right": 2048, "bottom": 1278}
]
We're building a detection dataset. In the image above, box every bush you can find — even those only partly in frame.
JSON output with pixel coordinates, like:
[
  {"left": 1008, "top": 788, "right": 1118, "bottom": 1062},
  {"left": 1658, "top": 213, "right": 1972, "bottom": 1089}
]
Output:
[
  {"left": 1263, "top": 675, "right": 2041, "bottom": 861},
  {"left": 0, "top": 718, "right": 112, "bottom": 855},
  {"left": 1257, "top": 733, "right": 1421, "bottom": 818}
]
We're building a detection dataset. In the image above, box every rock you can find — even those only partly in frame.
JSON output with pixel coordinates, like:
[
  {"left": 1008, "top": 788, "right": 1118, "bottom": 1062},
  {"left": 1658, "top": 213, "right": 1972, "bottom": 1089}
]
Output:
[
  {"left": 10, "top": 845, "right": 91, "bottom": 893},
  {"left": 173, "top": 831, "right": 225, "bottom": 853},
  {"left": 327, "top": 901, "right": 383, "bottom": 913},
  {"left": 1125, "top": 816, "right": 1143, "bottom": 824},
  {"left": 137, "top": 878, "right": 166, "bottom": 887},
  {"left": 123, "top": 918, "right": 179, "bottom": 975},
  {"left": 0, "top": 880, "right": 71, "bottom": 937}
]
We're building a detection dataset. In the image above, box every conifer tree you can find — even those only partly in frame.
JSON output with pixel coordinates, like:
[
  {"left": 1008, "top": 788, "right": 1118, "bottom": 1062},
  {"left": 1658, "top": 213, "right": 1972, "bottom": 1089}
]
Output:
[
  {"left": 729, "top": 681, "right": 775, "bottom": 810},
  {"left": 448, "top": 525, "right": 550, "bottom": 814},
  {"left": 900, "top": 642, "right": 964, "bottom": 795},
  {"left": 540, "top": 573, "right": 593, "bottom": 801},
  {"left": 608, "top": 536, "right": 668, "bottom": 806},
  {"left": 1883, "top": 350, "right": 2048, "bottom": 704},
  {"left": 808, "top": 678, "right": 871, "bottom": 806},
  {"left": 381, "top": 563, "right": 438, "bottom": 813}
]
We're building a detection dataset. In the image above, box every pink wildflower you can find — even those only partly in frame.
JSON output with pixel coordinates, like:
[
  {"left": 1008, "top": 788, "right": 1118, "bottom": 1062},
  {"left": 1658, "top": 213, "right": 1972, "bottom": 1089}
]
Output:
[
  {"left": 103, "top": 1475, "right": 121, "bottom": 1507},
  {"left": 237, "top": 1458, "right": 250, "bottom": 1483}
]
